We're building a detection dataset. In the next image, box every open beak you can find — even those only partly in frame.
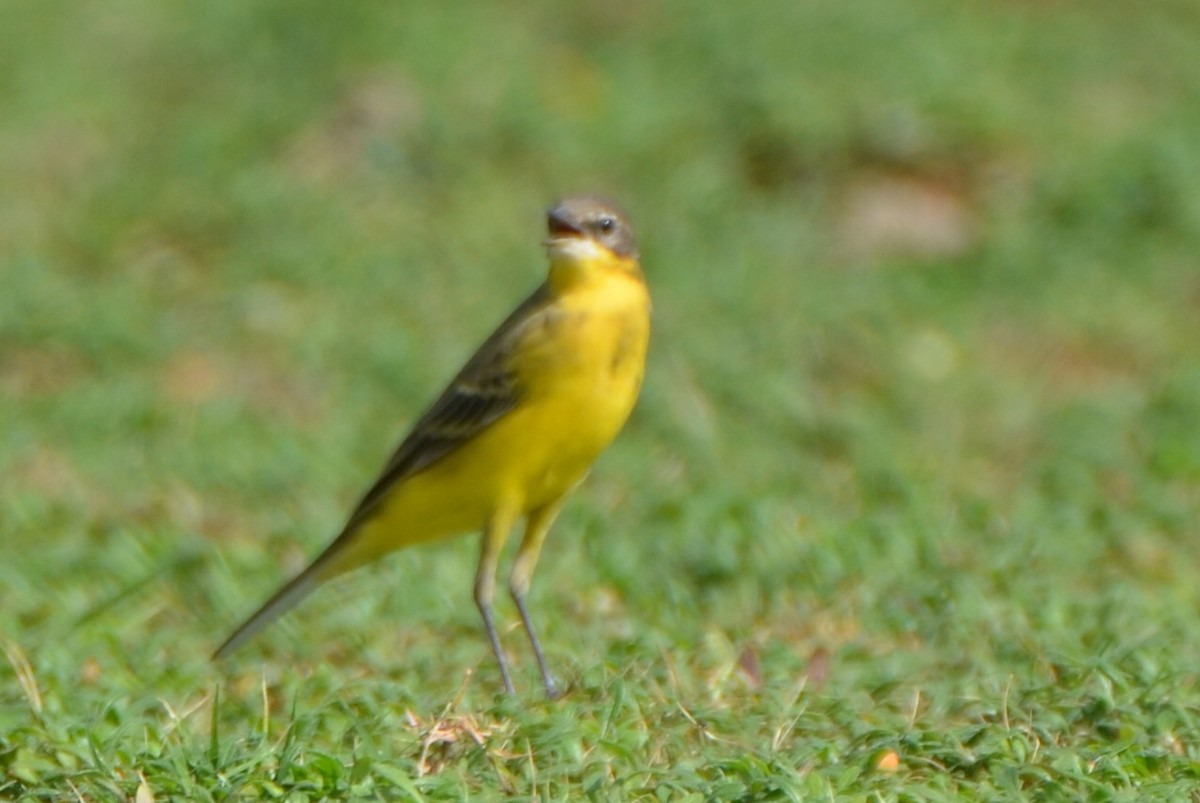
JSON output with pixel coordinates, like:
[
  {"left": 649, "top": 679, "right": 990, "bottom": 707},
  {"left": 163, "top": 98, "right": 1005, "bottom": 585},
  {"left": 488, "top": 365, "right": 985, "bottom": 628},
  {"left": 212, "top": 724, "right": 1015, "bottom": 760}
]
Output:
[{"left": 546, "top": 210, "right": 584, "bottom": 239}]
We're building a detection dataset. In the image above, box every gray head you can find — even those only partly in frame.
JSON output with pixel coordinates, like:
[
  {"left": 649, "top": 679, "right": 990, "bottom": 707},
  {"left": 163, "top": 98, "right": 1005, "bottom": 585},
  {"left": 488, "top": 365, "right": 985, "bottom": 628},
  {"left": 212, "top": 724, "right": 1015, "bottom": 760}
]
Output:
[{"left": 546, "top": 195, "right": 638, "bottom": 259}]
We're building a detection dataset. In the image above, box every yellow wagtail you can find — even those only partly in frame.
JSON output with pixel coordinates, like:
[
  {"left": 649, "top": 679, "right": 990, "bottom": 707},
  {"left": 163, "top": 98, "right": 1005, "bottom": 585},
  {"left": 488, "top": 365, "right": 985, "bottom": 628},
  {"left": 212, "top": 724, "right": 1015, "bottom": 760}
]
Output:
[{"left": 214, "top": 195, "right": 650, "bottom": 697}]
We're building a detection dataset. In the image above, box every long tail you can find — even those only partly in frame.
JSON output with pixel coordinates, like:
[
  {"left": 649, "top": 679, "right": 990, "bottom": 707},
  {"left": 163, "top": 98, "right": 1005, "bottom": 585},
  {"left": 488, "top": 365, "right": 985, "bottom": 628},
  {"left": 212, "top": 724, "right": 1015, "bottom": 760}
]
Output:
[
  {"left": 212, "top": 537, "right": 356, "bottom": 661},
  {"left": 212, "top": 565, "right": 322, "bottom": 660}
]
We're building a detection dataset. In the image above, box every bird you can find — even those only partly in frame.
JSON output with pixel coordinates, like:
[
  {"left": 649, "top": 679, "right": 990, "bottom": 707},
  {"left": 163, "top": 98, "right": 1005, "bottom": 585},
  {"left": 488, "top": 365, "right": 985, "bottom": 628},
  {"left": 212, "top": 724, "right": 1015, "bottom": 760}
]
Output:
[{"left": 213, "top": 195, "right": 650, "bottom": 698}]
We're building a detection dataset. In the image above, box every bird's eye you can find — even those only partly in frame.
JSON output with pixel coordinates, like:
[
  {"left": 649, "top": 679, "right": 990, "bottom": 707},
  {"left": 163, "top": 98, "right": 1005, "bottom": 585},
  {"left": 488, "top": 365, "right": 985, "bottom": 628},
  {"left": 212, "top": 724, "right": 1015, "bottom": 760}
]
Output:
[{"left": 597, "top": 217, "right": 616, "bottom": 234}]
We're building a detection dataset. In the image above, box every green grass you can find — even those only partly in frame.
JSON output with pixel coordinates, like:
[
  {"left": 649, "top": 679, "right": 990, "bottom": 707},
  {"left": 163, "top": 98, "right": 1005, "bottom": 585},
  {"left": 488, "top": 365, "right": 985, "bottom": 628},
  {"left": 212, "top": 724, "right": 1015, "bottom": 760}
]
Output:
[{"left": 5, "top": 1, "right": 1200, "bottom": 799}]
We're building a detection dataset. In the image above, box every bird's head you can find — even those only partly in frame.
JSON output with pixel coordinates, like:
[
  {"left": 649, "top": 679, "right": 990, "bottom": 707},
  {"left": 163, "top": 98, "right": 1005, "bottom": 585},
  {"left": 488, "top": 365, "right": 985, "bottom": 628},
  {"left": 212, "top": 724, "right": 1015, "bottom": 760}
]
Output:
[{"left": 544, "top": 195, "right": 640, "bottom": 288}]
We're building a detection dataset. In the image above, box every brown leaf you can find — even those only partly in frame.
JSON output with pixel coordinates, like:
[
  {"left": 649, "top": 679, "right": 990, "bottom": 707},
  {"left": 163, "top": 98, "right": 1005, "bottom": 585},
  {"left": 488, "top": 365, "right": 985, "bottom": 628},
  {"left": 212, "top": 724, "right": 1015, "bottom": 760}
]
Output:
[
  {"left": 805, "top": 646, "right": 830, "bottom": 689},
  {"left": 80, "top": 656, "right": 102, "bottom": 685},
  {"left": 837, "top": 173, "right": 974, "bottom": 262},
  {"left": 737, "top": 646, "right": 763, "bottom": 690}
]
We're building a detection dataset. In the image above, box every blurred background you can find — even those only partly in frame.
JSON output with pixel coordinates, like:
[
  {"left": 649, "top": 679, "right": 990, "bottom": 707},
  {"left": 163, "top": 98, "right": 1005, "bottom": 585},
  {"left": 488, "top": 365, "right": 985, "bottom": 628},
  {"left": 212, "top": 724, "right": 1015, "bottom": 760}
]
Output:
[{"left": 3, "top": 0, "right": 1200, "bottom": 794}]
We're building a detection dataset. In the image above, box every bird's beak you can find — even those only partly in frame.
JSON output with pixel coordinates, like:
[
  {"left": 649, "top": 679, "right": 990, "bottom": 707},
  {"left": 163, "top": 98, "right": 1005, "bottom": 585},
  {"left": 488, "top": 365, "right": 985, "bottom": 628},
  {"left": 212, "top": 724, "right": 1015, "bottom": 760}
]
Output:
[{"left": 546, "top": 210, "right": 585, "bottom": 239}]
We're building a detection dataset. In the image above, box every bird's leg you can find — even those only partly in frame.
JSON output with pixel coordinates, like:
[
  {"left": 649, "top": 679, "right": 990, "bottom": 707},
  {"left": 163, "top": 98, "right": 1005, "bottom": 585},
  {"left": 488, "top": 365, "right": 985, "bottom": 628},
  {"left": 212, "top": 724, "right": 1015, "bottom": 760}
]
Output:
[
  {"left": 510, "top": 497, "right": 566, "bottom": 699},
  {"left": 475, "top": 509, "right": 517, "bottom": 694}
]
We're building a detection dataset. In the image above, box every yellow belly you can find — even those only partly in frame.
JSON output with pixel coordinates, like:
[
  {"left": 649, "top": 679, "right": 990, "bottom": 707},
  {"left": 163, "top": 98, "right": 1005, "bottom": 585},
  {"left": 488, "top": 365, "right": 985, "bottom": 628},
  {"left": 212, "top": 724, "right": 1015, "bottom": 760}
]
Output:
[{"left": 321, "top": 275, "right": 649, "bottom": 576}]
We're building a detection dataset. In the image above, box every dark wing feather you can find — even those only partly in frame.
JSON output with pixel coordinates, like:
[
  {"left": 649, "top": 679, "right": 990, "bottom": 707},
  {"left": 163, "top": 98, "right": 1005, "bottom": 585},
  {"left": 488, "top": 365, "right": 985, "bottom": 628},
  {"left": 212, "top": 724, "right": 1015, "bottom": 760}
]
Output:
[
  {"left": 339, "top": 283, "right": 552, "bottom": 532},
  {"left": 212, "top": 284, "right": 555, "bottom": 660}
]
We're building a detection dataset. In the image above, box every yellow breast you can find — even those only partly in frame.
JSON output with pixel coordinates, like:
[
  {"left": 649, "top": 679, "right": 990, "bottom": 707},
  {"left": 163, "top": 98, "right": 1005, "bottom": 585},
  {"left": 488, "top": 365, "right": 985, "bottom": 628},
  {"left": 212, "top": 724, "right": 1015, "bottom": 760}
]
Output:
[{"left": 505, "top": 265, "right": 650, "bottom": 507}]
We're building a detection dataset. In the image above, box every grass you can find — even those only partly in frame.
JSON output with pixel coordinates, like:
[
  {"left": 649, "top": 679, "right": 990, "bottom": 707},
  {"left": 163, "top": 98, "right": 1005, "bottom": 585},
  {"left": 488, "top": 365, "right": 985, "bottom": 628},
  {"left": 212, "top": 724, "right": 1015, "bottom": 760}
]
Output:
[{"left": 4, "top": 0, "right": 1200, "bottom": 799}]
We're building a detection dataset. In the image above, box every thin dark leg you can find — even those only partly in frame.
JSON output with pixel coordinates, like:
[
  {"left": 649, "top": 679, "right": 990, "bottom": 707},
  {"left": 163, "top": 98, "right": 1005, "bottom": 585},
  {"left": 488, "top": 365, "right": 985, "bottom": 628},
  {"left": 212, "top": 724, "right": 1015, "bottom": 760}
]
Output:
[
  {"left": 476, "top": 596, "right": 514, "bottom": 695},
  {"left": 475, "top": 511, "right": 517, "bottom": 695},
  {"left": 513, "top": 590, "right": 560, "bottom": 699},
  {"left": 509, "top": 498, "right": 566, "bottom": 699}
]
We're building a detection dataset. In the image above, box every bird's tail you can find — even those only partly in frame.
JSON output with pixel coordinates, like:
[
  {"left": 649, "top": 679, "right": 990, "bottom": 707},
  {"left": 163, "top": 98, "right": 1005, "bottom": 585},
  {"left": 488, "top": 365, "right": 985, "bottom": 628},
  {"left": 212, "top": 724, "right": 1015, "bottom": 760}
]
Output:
[
  {"left": 212, "top": 536, "right": 358, "bottom": 661},
  {"left": 212, "top": 565, "right": 322, "bottom": 660}
]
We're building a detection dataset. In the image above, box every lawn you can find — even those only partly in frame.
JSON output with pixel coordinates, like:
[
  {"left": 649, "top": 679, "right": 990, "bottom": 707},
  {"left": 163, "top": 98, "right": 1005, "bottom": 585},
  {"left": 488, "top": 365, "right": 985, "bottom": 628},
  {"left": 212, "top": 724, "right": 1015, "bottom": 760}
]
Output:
[{"left": 4, "top": 1, "right": 1200, "bottom": 799}]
